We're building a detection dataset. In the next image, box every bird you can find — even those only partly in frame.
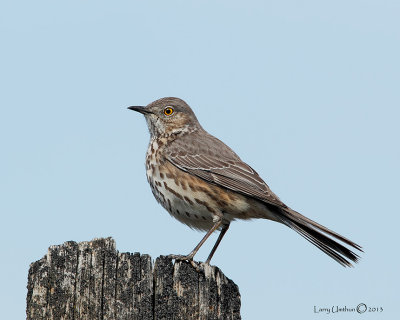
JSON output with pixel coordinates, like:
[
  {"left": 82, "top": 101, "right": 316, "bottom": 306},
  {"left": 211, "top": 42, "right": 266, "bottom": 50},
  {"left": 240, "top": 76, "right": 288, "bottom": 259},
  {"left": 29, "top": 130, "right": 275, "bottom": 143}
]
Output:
[{"left": 128, "top": 97, "right": 362, "bottom": 267}]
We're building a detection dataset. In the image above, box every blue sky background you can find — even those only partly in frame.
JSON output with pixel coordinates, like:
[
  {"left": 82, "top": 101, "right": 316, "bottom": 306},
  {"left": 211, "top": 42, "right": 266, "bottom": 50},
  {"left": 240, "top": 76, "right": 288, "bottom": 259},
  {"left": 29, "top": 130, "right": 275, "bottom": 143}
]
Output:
[{"left": 1, "top": 1, "right": 399, "bottom": 319}]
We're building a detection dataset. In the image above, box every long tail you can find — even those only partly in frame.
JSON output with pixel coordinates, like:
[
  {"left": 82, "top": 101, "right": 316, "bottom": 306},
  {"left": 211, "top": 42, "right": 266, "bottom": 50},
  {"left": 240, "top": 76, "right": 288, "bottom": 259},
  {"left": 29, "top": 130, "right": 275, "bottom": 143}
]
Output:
[{"left": 274, "top": 208, "right": 363, "bottom": 267}]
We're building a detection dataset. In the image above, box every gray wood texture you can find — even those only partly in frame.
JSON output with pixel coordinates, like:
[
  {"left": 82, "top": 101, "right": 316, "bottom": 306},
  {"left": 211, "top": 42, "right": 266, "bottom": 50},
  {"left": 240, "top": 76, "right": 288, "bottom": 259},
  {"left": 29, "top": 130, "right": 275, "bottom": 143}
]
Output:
[{"left": 26, "top": 238, "right": 241, "bottom": 320}]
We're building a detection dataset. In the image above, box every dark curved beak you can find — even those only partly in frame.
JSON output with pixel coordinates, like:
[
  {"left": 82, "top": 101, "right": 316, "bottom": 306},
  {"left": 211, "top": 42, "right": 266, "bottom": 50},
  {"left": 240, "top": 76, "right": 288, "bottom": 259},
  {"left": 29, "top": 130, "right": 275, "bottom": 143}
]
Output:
[{"left": 127, "top": 106, "right": 152, "bottom": 115}]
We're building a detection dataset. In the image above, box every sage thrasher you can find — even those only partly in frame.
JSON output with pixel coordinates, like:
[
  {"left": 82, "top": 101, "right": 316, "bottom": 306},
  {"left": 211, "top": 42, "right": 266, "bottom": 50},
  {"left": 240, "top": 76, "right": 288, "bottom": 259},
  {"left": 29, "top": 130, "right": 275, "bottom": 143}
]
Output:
[{"left": 128, "top": 97, "right": 362, "bottom": 267}]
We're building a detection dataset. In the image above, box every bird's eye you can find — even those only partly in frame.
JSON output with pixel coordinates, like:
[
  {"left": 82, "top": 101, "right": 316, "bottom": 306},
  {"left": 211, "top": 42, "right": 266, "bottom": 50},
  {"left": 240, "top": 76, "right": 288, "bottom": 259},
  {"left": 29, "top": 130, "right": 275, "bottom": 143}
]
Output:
[{"left": 164, "top": 106, "right": 174, "bottom": 116}]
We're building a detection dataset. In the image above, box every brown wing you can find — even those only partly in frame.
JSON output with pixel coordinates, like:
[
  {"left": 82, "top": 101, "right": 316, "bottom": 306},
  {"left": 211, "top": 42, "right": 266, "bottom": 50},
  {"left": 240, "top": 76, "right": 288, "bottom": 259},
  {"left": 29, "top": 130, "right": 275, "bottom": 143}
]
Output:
[
  {"left": 166, "top": 129, "right": 288, "bottom": 209},
  {"left": 166, "top": 129, "right": 363, "bottom": 266}
]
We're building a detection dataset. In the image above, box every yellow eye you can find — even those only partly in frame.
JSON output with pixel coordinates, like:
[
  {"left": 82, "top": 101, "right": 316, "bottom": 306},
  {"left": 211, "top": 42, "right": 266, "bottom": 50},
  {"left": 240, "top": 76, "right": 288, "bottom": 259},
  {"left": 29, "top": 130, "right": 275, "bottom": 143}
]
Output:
[{"left": 164, "top": 106, "right": 174, "bottom": 116}]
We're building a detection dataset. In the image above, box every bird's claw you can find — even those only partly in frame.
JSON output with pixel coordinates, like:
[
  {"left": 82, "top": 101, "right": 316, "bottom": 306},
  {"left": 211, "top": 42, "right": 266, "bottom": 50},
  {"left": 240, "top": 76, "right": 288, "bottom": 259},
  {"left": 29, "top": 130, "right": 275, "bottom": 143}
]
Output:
[
  {"left": 167, "top": 254, "right": 193, "bottom": 261},
  {"left": 167, "top": 254, "right": 203, "bottom": 272}
]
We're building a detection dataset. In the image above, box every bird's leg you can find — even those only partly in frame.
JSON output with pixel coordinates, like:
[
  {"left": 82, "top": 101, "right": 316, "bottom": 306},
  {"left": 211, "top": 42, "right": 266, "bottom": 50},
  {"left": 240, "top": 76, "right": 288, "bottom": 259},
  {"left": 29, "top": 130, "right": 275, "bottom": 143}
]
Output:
[
  {"left": 168, "top": 218, "right": 222, "bottom": 267},
  {"left": 205, "top": 223, "right": 230, "bottom": 264}
]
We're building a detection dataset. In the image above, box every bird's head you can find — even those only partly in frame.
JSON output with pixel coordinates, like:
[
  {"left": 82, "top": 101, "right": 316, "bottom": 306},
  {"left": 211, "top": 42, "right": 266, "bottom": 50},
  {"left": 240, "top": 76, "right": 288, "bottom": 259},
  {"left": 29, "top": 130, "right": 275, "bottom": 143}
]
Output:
[{"left": 128, "top": 97, "right": 201, "bottom": 137}]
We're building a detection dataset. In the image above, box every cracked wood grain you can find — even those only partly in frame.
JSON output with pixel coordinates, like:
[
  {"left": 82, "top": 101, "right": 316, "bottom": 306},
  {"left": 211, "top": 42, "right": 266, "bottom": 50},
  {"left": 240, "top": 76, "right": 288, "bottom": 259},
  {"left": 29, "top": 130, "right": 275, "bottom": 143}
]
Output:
[{"left": 26, "top": 238, "right": 241, "bottom": 320}]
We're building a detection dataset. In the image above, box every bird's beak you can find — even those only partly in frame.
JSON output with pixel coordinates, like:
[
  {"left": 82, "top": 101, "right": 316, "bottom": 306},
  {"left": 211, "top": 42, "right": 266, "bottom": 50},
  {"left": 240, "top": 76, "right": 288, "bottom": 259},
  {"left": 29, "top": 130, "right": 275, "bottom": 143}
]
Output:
[{"left": 127, "top": 106, "right": 153, "bottom": 115}]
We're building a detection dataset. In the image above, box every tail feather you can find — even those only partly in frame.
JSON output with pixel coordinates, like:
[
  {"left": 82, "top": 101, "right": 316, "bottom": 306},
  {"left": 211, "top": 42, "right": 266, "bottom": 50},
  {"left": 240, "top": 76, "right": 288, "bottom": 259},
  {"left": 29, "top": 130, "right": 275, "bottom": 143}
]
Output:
[{"left": 275, "top": 208, "right": 363, "bottom": 267}]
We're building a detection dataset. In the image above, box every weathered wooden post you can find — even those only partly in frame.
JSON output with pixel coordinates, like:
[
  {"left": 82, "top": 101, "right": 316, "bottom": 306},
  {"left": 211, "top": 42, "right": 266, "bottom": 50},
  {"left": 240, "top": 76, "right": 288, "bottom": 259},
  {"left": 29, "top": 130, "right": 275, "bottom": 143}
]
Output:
[{"left": 26, "top": 237, "right": 241, "bottom": 319}]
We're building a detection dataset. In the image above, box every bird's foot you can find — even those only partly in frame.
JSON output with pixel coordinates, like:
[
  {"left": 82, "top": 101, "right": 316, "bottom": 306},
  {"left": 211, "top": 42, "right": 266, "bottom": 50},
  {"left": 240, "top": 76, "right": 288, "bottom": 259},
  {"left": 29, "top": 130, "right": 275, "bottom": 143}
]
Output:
[
  {"left": 167, "top": 254, "right": 192, "bottom": 261},
  {"left": 167, "top": 254, "right": 203, "bottom": 272}
]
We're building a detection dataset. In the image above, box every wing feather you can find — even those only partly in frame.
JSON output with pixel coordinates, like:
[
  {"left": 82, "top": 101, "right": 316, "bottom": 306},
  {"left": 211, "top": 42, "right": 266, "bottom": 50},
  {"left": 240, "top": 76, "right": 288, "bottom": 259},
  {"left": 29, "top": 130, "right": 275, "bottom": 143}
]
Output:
[
  {"left": 166, "top": 130, "right": 287, "bottom": 208},
  {"left": 165, "top": 129, "right": 363, "bottom": 265}
]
